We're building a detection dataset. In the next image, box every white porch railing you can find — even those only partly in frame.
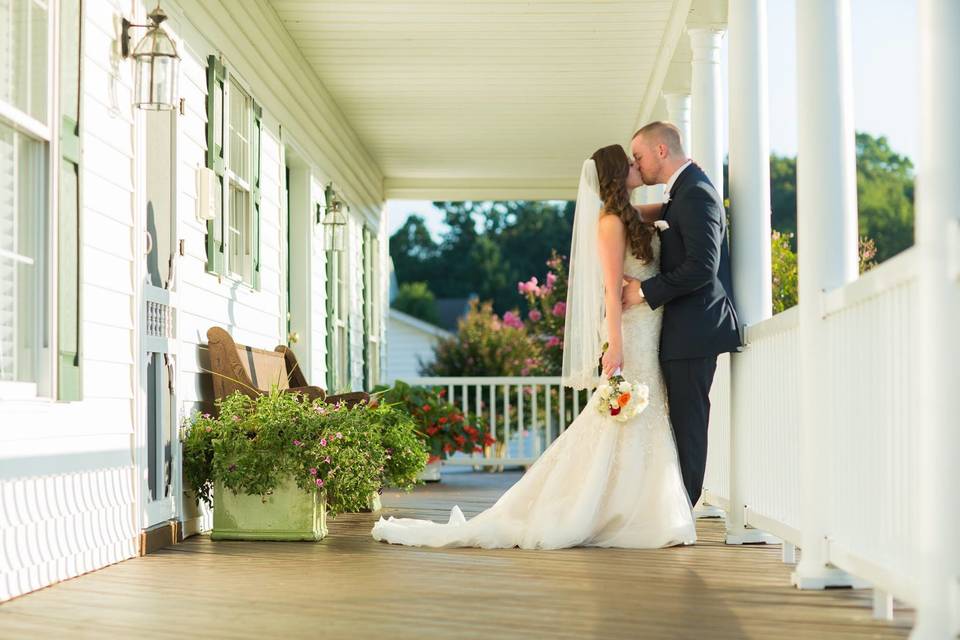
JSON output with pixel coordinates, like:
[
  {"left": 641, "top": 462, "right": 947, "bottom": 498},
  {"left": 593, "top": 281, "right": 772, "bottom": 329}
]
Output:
[
  {"left": 405, "top": 376, "right": 593, "bottom": 467},
  {"left": 703, "top": 247, "right": 921, "bottom": 608},
  {"left": 408, "top": 251, "right": 921, "bottom": 607}
]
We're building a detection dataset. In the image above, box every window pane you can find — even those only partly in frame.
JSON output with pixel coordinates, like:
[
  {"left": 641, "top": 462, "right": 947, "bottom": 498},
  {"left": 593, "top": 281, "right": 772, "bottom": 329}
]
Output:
[
  {"left": 228, "top": 80, "right": 250, "bottom": 183},
  {"left": 1, "top": 0, "right": 49, "bottom": 122},
  {"left": 0, "top": 121, "right": 47, "bottom": 383},
  {"left": 228, "top": 183, "right": 250, "bottom": 282}
]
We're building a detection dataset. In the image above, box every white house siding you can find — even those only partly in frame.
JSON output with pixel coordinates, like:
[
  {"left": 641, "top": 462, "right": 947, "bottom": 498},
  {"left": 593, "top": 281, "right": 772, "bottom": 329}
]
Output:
[
  {"left": 385, "top": 312, "right": 452, "bottom": 384},
  {"left": 0, "top": 0, "right": 140, "bottom": 603},
  {"left": 1, "top": 0, "right": 387, "bottom": 602}
]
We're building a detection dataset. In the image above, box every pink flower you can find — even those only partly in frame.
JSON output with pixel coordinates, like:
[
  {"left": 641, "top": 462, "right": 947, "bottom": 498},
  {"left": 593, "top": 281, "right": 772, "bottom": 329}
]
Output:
[
  {"left": 503, "top": 311, "right": 523, "bottom": 329},
  {"left": 320, "top": 438, "right": 328, "bottom": 447},
  {"left": 315, "top": 478, "right": 324, "bottom": 487},
  {"left": 546, "top": 336, "right": 561, "bottom": 348},
  {"left": 202, "top": 413, "right": 211, "bottom": 419},
  {"left": 293, "top": 439, "right": 303, "bottom": 447},
  {"left": 232, "top": 415, "right": 241, "bottom": 422},
  {"left": 335, "top": 432, "right": 342, "bottom": 439},
  {"left": 546, "top": 272, "right": 558, "bottom": 288},
  {"left": 309, "top": 467, "right": 318, "bottom": 476},
  {"left": 552, "top": 302, "right": 566, "bottom": 317},
  {"left": 324, "top": 456, "right": 331, "bottom": 463},
  {"left": 528, "top": 310, "right": 542, "bottom": 322}
]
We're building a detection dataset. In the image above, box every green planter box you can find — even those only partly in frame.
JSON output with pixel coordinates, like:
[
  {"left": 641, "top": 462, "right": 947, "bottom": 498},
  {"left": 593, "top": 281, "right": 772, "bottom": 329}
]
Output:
[{"left": 211, "top": 477, "right": 327, "bottom": 541}]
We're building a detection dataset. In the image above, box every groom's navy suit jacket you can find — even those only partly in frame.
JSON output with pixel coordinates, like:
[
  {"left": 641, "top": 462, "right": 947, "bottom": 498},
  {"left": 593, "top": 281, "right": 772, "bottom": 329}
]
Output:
[{"left": 640, "top": 163, "right": 742, "bottom": 361}]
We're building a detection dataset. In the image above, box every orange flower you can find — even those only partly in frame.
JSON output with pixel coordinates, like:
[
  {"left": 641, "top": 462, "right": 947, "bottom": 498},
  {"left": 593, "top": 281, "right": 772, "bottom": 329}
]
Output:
[{"left": 617, "top": 392, "right": 631, "bottom": 407}]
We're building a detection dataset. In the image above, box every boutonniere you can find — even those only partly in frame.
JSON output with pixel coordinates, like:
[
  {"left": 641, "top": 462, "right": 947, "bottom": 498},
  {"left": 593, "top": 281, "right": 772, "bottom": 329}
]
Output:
[{"left": 653, "top": 220, "right": 670, "bottom": 232}]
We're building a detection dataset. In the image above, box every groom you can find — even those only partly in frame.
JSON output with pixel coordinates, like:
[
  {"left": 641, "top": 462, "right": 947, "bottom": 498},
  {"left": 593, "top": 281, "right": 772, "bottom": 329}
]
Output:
[{"left": 622, "top": 121, "right": 742, "bottom": 509}]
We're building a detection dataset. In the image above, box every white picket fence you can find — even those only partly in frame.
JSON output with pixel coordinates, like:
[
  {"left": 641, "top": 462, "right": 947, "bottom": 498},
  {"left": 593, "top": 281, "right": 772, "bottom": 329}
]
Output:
[
  {"left": 405, "top": 376, "right": 593, "bottom": 467},
  {"left": 409, "top": 250, "right": 921, "bottom": 610},
  {"left": 702, "top": 247, "right": 921, "bottom": 610}
]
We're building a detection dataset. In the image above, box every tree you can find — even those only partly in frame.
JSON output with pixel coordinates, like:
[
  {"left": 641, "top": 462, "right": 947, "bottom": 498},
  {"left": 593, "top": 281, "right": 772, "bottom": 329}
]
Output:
[
  {"left": 764, "top": 131, "right": 914, "bottom": 261},
  {"left": 393, "top": 282, "right": 440, "bottom": 325}
]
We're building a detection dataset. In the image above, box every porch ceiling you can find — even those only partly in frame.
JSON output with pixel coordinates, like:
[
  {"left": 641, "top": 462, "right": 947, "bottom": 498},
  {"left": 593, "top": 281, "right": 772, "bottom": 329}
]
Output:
[{"left": 268, "top": 0, "right": 690, "bottom": 200}]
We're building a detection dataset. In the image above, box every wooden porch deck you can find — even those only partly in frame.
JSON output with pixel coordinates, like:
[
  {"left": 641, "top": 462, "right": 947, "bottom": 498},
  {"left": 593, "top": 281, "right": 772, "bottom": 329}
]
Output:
[{"left": 0, "top": 471, "right": 913, "bottom": 639}]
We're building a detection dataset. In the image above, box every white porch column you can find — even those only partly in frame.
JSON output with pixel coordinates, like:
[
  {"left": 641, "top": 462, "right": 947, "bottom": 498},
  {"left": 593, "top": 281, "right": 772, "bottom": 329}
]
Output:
[
  {"left": 725, "top": 0, "right": 776, "bottom": 545},
  {"left": 791, "top": 0, "right": 860, "bottom": 589},
  {"left": 664, "top": 92, "right": 692, "bottom": 156},
  {"left": 913, "top": 1, "right": 960, "bottom": 636},
  {"left": 688, "top": 28, "right": 726, "bottom": 192}
]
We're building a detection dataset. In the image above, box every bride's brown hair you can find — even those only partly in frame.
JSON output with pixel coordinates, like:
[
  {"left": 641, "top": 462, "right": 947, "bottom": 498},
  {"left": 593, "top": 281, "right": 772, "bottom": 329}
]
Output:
[{"left": 591, "top": 144, "right": 655, "bottom": 264}]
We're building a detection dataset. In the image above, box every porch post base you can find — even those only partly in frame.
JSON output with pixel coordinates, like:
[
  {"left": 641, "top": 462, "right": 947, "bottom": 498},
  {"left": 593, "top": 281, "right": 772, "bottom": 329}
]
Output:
[
  {"left": 694, "top": 504, "right": 725, "bottom": 519},
  {"left": 725, "top": 526, "right": 779, "bottom": 545},
  {"left": 791, "top": 565, "right": 868, "bottom": 590}
]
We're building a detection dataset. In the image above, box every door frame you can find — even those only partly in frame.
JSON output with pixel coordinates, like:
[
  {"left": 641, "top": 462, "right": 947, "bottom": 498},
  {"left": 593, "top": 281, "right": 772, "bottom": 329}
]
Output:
[{"left": 134, "top": 102, "right": 182, "bottom": 534}]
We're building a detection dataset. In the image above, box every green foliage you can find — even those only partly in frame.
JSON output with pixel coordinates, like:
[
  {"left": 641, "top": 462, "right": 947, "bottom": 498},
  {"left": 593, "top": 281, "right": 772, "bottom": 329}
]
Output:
[
  {"left": 422, "top": 299, "right": 542, "bottom": 376},
  {"left": 181, "top": 390, "right": 427, "bottom": 517},
  {"left": 390, "top": 201, "right": 574, "bottom": 314},
  {"left": 770, "top": 233, "right": 880, "bottom": 314},
  {"left": 393, "top": 281, "right": 440, "bottom": 325},
  {"left": 771, "top": 231, "right": 798, "bottom": 314},
  {"left": 762, "top": 132, "right": 914, "bottom": 261},
  {"left": 374, "top": 380, "right": 494, "bottom": 462},
  {"left": 855, "top": 133, "right": 915, "bottom": 262}
]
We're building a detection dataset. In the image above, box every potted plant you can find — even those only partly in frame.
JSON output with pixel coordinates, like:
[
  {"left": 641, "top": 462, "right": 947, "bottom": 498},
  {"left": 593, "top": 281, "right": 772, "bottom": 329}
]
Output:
[
  {"left": 375, "top": 381, "right": 494, "bottom": 481},
  {"left": 182, "top": 389, "right": 426, "bottom": 541}
]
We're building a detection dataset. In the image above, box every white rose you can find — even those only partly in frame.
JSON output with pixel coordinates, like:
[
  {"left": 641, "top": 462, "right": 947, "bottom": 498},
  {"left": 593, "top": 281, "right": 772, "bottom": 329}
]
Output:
[
  {"left": 598, "top": 383, "right": 611, "bottom": 398},
  {"left": 618, "top": 381, "right": 631, "bottom": 393}
]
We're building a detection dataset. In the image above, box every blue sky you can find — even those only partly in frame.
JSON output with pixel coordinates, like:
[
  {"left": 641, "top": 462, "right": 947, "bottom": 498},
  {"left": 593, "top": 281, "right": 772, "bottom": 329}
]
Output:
[{"left": 388, "top": 0, "right": 919, "bottom": 240}]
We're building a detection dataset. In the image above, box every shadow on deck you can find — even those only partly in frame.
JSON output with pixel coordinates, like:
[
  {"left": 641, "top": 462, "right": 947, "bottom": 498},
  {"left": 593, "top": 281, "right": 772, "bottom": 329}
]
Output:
[{"left": 0, "top": 470, "right": 913, "bottom": 639}]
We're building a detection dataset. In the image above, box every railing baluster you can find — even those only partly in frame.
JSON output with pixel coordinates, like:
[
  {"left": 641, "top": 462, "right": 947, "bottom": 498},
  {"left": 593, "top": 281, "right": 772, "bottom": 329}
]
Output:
[
  {"left": 517, "top": 383, "right": 525, "bottom": 460},
  {"left": 559, "top": 385, "right": 566, "bottom": 433},
  {"left": 545, "top": 384, "right": 553, "bottom": 447},
  {"left": 503, "top": 384, "right": 510, "bottom": 465},
  {"left": 531, "top": 383, "right": 539, "bottom": 457}
]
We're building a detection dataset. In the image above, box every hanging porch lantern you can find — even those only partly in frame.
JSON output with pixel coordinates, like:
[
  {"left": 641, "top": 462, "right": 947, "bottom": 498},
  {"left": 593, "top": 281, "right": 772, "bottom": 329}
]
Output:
[
  {"left": 122, "top": 4, "right": 180, "bottom": 110},
  {"left": 320, "top": 183, "right": 348, "bottom": 252}
]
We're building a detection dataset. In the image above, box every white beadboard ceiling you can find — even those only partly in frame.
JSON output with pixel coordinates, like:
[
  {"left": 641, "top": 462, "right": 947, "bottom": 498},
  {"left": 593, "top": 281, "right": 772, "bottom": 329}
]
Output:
[{"left": 269, "top": 0, "right": 690, "bottom": 200}]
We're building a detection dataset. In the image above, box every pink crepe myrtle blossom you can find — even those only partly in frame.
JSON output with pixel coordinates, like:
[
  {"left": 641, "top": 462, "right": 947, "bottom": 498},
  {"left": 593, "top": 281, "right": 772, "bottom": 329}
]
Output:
[
  {"left": 528, "top": 309, "right": 542, "bottom": 322},
  {"left": 552, "top": 302, "right": 566, "bottom": 317},
  {"left": 503, "top": 311, "right": 523, "bottom": 329},
  {"left": 320, "top": 438, "right": 328, "bottom": 447},
  {"left": 546, "top": 336, "right": 561, "bottom": 348}
]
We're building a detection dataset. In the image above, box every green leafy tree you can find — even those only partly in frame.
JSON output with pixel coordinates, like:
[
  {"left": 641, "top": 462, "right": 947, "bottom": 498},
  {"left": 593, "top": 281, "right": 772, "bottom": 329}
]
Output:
[{"left": 393, "top": 281, "right": 440, "bottom": 325}]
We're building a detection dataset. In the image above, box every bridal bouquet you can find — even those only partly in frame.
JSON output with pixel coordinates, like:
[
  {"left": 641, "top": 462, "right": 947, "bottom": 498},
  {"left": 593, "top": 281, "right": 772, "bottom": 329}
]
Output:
[{"left": 596, "top": 370, "right": 650, "bottom": 423}]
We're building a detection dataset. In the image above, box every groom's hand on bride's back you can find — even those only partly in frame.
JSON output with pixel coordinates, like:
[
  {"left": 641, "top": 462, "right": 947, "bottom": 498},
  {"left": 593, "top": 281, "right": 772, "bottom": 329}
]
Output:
[{"left": 622, "top": 275, "right": 645, "bottom": 309}]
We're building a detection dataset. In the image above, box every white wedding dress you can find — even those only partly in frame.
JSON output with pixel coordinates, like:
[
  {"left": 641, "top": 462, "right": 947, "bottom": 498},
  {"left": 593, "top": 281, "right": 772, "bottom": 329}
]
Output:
[{"left": 371, "top": 237, "right": 696, "bottom": 549}]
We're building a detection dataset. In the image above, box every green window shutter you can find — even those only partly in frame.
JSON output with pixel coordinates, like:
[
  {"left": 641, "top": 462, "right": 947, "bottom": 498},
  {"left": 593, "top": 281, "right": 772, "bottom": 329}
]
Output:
[
  {"left": 58, "top": 119, "right": 81, "bottom": 401},
  {"left": 251, "top": 101, "right": 262, "bottom": 290},
  {"left": 205, "top": 55, "right": 226, "bottom": 275},
  {"left": 58, "top": 0, "right": 82, "bottom": 401}
]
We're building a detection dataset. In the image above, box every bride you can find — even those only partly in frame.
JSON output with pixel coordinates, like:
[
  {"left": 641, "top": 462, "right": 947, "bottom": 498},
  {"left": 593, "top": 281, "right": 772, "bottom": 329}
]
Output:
[{"left": 371, "top": 145, "right": 696, "bottom": 549}]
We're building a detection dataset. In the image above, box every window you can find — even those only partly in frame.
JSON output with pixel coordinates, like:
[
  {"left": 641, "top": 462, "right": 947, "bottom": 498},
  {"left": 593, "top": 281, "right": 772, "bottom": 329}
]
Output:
[
  {"left": 362, "top": 227, "right": 380, "bottom": 390},
  {"left": 1, "top": 0, "right": 80, "bottom": 399},
  {"left": 0, "top": 124, "right": 47, "bottom": 386},
  {"left": 205, "top": 57, "right": 261, "bottom": 287},
  {"left": 325, "top": 234, "right": 349, "bottom": 394}
]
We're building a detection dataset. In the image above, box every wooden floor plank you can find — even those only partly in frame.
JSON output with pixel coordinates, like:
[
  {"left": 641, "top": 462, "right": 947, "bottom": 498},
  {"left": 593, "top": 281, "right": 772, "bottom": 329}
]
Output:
[{"left": 0, "top": 470, "right": 913, "bottom": 639}]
